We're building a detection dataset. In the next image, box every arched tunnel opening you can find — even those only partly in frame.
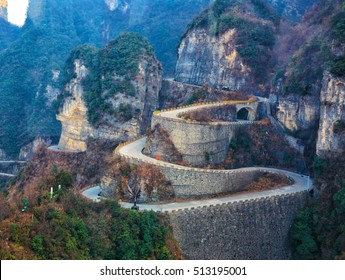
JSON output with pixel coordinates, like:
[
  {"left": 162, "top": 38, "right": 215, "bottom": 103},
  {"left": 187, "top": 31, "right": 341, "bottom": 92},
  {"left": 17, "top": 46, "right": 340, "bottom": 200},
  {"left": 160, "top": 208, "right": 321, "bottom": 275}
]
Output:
[{"left": 237, "top": 108, "right": 250, "bottom": 120}]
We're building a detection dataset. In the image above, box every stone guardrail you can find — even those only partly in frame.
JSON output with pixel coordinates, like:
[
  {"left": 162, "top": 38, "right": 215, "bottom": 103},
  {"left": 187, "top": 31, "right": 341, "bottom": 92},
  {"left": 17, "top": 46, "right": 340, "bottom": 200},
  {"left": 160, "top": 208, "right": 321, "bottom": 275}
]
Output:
[
  {"left": 153, "top": 98, "right": 257, "bottom": 116},
  {"left": 164, "top": 191, "right": 307, "bottom": 214},
  {"left": 116, "top": 150, "right": 304, "bottom": 178},
  {"left": 114, "top": 135, "right": 146, "bottom": 153}
]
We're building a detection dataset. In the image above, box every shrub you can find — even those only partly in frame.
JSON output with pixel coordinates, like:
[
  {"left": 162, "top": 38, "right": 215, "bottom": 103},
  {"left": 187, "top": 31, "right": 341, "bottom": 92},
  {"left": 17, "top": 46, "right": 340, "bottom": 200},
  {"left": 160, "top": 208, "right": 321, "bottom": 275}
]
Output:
[
  {"left": 313, "top": 156, "right": 327, "bottom": 175},
  {"left": 330, "top": 56, "right": 345, "bottom": 77},
  {"left": 186, "top": 87, "right": 209, "bottom": 104},
  {"left": 333, "top": 120, "right": 345, "bottom": 133},
  {"left": 117, "top": 103, "right": 133, "bottom": 122},
  {"left": 290, "top": 208, "right": 319, "bottom": 260},
  {"left": 31, "top": 235, "right": 45, "bottom": 258},
  {"left": 331, "top": 10, "right": 345, "bottom": 43},
  {"left": 283, "top": 38, "right": 334, "bottom": 96}
]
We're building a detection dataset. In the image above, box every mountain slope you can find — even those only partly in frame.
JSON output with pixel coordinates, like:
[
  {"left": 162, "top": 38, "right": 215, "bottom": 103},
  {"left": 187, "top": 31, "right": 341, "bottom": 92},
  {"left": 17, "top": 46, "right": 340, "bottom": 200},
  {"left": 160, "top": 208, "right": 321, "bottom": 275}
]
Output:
[
  {"left": 0, "top": 0, "right": 210, "bottom": 157},
  {"left": 175, "top": 0, "right": 279, "bottom": 91}
]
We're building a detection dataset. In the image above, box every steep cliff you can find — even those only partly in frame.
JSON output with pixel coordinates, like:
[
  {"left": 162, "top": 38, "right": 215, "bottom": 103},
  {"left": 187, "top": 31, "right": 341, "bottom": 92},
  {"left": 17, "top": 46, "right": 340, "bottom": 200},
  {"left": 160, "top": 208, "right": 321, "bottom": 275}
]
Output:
[
  {"left": 175, "top": 29, "right": 250, "bottom": 90},
  {"left": 276, "top": 95, "right": 320, "bottom": 132},
  {"left": 19, "top": 137, "right": 52, "bottom": 160},
  {"left": 175, "top": 0, "right": 278, "bottom": 91},
  {"left": 317, "top": 73, "right": 345, "bottom": 156},
  {"left": 57, "top": 33, "right": 162, "bottom": 152},
  {"left": 56, "top": 60, "right": 93, "bottom": 152},
  {"left": 274, "top": 0, "right": 345, "bottom": 156}
]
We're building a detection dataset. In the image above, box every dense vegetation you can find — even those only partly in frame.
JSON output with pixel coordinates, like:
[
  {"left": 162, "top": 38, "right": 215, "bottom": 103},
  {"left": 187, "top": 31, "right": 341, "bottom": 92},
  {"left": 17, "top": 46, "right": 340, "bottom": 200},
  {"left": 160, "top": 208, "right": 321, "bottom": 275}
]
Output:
[
  {"left": 0, "top": 139, "right": 182, "bottom": 260},
  {"left": 0, "top": 190, "right": 179, "bottom": 260},
  {"left": 290, "top": 154, "right": 345, "bottom": 259},
  {"left": 282, "top": 1, "right": 345, "bottom": 96},
  {"left": 221, "top": 119, "right": 305, "bottom": 172},
  {"left": 282, "top": 37, "right": 334, "bottom": 95},
  {"left": 329, "top": 4, "right": 345, "bottom": 77},
  {"left": 185, "top": 0, "right": 277, "bottom": 83},
  {"left": 59, "top": 33, "right": 155, "bottom": 126},
  {"left": 268, "top": 0, "right": 316, "bottom": 22}
]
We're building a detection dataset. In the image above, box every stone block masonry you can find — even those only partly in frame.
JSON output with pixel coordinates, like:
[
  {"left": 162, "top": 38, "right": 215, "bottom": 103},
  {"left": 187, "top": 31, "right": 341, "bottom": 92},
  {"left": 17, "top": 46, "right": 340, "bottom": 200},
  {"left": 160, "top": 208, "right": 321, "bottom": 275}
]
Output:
[
  {"left": 123, "top": 151, "right": 263, "bottom": 198},
  {"left": 151, "top": 114, "right": 255, "bottom": 166},
  {"left": 168, "top": 191, "right": 307, "bottom": 259}
]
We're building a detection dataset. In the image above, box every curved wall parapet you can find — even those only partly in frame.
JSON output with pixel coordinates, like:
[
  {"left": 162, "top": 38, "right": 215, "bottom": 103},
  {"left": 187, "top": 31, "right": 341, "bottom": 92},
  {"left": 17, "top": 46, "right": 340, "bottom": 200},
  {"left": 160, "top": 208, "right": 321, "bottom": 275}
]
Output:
[
  {"left": 151, "top": 100, "right": 261, "bottom": 166},
  {"left": 116, "top": 137, "right": 309, "bottom": 198}
]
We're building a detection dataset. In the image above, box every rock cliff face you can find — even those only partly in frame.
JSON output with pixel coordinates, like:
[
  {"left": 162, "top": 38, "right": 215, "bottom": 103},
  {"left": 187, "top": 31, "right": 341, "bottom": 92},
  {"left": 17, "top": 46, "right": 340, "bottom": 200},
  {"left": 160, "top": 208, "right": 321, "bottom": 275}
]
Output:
[
  {"left": 57, "top": 35, "right": 162, "bottom": 152},
  {"left": 57, "top": 60, "right": 94, "bottom": 152},
  {"left": 276, "top": 95, "right": 320, "bottom": 132},
  {"left": 316, "top": 73, "right": 345, "bottom": 156},
  {"left": 19, "top": 137, "right": 52, "bottom": 160},
  {"left": 174, "top": 0, "right": 277, "bottom": 91},
  {"left": 175, "top": 28, "right": 250, "bottom": 90},
  {"left": 143, "top": 124, "right": 183, "bottom": 163},
  {"left": 273, "top": 0, "right": 345, "bottom": 158}
]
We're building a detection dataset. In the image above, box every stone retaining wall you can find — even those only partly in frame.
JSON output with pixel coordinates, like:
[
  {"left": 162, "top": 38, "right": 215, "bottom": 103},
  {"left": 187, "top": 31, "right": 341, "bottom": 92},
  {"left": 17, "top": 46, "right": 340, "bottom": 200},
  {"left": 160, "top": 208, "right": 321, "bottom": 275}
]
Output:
[
  {"left": 122, "top": 154, "right": 271, "bottom": 197},
  {"left": 168, "top": 191, "right": 307, "bottom": 259},
  {"left": 151, "top": 114, "right": 255, "bottom": 166}
]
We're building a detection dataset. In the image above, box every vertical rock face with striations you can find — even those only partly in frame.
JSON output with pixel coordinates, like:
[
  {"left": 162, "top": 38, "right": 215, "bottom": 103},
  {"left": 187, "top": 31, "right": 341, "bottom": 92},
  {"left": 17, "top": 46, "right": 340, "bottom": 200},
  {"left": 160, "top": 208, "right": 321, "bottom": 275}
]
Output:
[
  {"left": 317, "top": 73, "right": 345, "bottom": 156},
  {"left": 276, "top": 95, "right": 320, "bottom": 132},
  {"left": 57, "top": 60, "right": 93, "bottom": 152},
  {"left": 175, "top": 28, "right": 250, "bottom": 90},
  {"left": 273, "top": 0, "right": 345, "bottom": 157},
  {"left": 57, "top": 33, "right": 162, "bottom": 152},
  {"left": 174, "top": 0, "right": 277, "bottom": 91}
]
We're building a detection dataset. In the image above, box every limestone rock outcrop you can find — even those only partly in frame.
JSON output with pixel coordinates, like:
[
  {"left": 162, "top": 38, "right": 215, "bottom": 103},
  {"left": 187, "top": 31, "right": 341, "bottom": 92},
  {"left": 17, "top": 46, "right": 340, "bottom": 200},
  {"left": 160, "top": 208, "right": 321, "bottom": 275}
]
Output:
[
  {"left": 317, "top": 73, "right": 345, "bottom": 156},
  {"left": 175, "top": 28, "right": 250, "bottom": 90},
  {"left": 143, "top": 124, "right": 183, "bottom": 163},
  {"left": 19, "top": 137, "right": 52, "bottom": 161},
  {"left": 276, "top": 94, "right": 320, "bottom": 132},
  {"left": 56, "top": 60, "right": 93, "bottom": 152},
  {"left": 57, "top": 34, "right": 162, "bottom": 152}
]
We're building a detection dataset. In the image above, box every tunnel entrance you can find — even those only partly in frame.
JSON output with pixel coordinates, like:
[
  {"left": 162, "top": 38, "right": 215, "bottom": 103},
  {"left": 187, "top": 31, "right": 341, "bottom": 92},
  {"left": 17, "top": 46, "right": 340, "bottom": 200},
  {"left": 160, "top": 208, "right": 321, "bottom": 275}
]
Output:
[{"left": 237, "top": 108, "right": 250, "bottom": 120}]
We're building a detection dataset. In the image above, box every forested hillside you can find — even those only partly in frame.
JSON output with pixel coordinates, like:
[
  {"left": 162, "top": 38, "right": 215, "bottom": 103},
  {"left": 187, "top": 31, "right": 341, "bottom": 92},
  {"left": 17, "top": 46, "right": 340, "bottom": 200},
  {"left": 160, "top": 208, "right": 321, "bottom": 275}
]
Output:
[{"left": 0, "top": 0, "right": 210, "bottom": 157}]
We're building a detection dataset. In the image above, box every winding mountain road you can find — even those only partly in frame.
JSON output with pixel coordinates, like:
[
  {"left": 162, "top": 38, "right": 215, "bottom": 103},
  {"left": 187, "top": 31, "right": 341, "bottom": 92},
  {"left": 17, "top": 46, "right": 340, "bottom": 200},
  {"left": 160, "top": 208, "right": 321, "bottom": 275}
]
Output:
[
  {"left": 83, "top": 101, "right": 312, "bottom": 212},
  {"left": 116, "top": 137, "right": 311, "bottom": 212}
]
